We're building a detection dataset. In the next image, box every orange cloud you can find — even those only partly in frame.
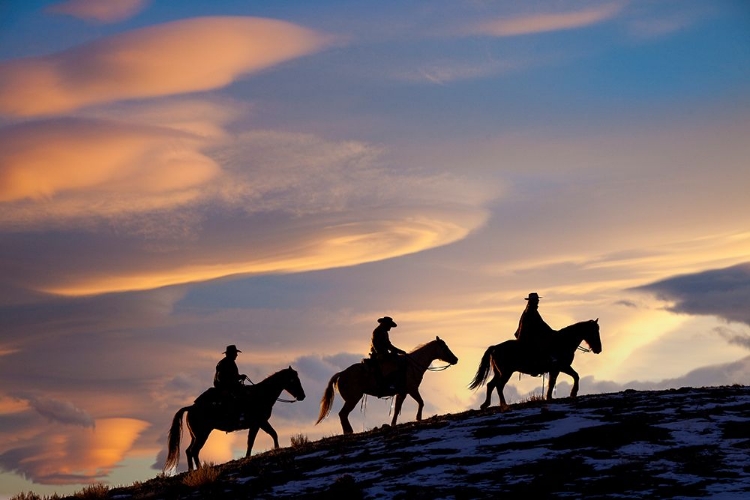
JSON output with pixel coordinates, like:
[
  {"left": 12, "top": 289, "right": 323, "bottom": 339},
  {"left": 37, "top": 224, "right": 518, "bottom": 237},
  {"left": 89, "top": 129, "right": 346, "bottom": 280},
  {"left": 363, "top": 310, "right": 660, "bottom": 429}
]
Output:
[
  {"left": 46, "top": 0, "right": 149, "bottom": 23},
  {"left": 0, "top": 17, "right": 334, "bottom": 116},
  {"left": 17, "top": 418, "right": 150, "bottom": 485},
  {"left": 0, "top": 122, "right": 496, "bottom": 296},
  {"left": 0, "top": 118, "right": 219, "bottom": 204},
  {"left": 474, "top": 3, "right": 623, "bottom": 37},
  {"left": 42, "top": 211, "right": 487, "bottom": 296},
  {"left": 0, "top": 395, "right": 28, "bottom": 415}
]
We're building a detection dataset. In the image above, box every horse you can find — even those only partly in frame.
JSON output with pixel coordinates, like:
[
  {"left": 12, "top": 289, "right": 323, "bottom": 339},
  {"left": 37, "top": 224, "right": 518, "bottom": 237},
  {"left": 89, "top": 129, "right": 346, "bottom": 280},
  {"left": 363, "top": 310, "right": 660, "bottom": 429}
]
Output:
[
  {"left": 469, "top": 319, "right": 601, "bottom": 409},
  {"left": 164, "top": 366, "right": 305, "bottom": 471},
  {"left": 316, "top": 336, "right": 458, "bottom": 435}
]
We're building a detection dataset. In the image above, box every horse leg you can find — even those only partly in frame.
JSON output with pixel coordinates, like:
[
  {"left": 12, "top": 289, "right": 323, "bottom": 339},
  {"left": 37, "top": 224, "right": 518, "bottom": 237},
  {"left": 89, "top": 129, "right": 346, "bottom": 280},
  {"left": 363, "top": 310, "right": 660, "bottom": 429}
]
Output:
[
  {"left": 480, "top": 375, "right": 497, "bottom": 409},
  {"left": 258, "top": 420, "right": 279, "bottom": 449},
  {"left": 546, "top": 370, "right": 560, "bottom": 400},
  {"left": 411, "top": 389, "right": 425, "bottom": 422},
  {"left": 338, "top": 398, "right": 358, "bottom": 435},
  {"left": 245, "top": 425, "right": 260, "bottom": 458},
  {"left": 186, "top": 430, "right": 210, "bottom": 471},
  {"left": 390, "top": 393, "right": 406, "bottom": 426},
  {"left": 496, "top": 371, "right": 513, "bottom": 409},
  {"left": 559, "top": 365, "right": 580, "bottom": 397}
]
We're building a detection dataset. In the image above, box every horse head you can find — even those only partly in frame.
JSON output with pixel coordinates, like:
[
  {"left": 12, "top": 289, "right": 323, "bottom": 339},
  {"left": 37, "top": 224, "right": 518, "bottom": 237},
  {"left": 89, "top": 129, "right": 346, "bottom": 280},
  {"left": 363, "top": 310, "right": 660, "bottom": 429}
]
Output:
[
  {"left": 282, "top": 366, "right": 306, "bottom": 401},
  {"left": 435, "top": 336, "right": 459, "bottom": 365},
  {"left": 583, "top": 319, "right": 602, "bottom": 354}
]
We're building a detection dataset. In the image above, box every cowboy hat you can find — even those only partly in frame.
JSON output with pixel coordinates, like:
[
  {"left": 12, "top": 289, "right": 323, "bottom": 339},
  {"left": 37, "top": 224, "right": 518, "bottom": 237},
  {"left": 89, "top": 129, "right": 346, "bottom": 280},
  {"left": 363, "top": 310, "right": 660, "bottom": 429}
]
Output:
[
  {"left": 377, "top": 316, "right": 397, "bottom": 327},
  {"left": 525, "top": 293, "right": 542, "bottom": 300},
  {"left": 223, "top": 344, "right": 242, "bottom": 354}
]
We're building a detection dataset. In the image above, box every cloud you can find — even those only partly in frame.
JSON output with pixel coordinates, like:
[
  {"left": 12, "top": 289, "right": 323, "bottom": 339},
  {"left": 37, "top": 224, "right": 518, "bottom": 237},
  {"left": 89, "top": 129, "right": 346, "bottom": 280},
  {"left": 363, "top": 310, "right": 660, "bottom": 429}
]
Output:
[
  {"left": 634, "top": 263, "right": 750, "bottom": 327},
  {"left": 0, "top": 124, "right": 495, "bottom": 297},
  {"left": 0, "top": 17, "right": 335, "bottom": 117},
  {"left": 624, "top": 4, "right": 711, "bottom": 40},
  {"left": 26, "top": 396, "right": 95, "bottom": 428},
  {"left": 555, "top": 355, "right": 750, "bottom": 396},
  {"left": 0, "top": 418, "right": 149, "bottom": 485},
  {"left": 46, "top": 0, "right": 149, "bottom": 23},
  {"left": 715, "top": 326, "right": 750, "bottom": 350},
  {"left": 472, "top": 3, "right": 623, "bottom": 37},
  {"left": 0, "top": 117, "right": 219, "bottom": 206}
]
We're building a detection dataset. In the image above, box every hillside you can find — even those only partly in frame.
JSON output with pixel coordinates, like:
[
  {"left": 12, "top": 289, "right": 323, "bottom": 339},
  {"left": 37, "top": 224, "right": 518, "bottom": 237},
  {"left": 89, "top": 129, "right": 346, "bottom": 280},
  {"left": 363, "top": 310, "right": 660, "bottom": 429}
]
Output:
[{"left": 99, "top": 385, "right": 750, "bottom": 499}]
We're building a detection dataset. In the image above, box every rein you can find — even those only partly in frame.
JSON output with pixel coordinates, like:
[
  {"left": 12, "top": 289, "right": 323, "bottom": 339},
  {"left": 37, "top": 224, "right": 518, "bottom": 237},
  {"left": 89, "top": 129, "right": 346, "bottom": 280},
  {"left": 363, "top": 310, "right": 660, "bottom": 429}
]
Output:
[
  {"left": 275, "top": 397, "right": 299, "bottom": 403},
  {"left": 404, "top": 353, "right": 453, "bottom": 371},
  {"left": 427, "top": 364, "right": 452, "bottom": 371}
]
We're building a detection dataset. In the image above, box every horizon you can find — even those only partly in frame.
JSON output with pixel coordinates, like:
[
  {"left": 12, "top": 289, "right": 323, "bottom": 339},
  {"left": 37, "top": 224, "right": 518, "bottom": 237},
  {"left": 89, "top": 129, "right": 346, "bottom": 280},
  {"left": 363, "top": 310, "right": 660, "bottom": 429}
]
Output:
[{"left": 1, "top": 1, "right": 749, "bottom": 498}]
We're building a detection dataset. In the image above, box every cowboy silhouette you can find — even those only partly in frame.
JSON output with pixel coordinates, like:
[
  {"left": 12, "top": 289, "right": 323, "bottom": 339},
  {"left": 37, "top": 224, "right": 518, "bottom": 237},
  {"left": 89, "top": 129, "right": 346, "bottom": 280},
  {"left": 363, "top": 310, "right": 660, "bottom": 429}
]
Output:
[
  {"left": 214, "top": 345, "right": 248, "bottom": 418},
  {"left": 369, "top": 316, "right": 407, "bottom": 392},
  {"left": 514, "top": 293, "right": 555, "bottom": 365}
]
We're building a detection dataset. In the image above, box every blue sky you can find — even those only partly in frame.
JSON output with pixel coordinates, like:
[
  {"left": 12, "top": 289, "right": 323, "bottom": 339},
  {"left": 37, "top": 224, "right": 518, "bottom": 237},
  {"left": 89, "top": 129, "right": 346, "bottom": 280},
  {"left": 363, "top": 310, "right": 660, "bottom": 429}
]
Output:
[{"left": 1, "top": 1, "right": 749, "bottom": 497}]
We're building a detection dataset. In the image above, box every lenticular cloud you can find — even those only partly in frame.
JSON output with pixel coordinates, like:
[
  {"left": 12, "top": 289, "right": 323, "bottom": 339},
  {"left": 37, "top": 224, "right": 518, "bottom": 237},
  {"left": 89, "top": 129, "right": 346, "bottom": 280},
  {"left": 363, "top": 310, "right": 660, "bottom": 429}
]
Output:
[{"left": 0, "top": 16, "right": 335, "bottom": 117}]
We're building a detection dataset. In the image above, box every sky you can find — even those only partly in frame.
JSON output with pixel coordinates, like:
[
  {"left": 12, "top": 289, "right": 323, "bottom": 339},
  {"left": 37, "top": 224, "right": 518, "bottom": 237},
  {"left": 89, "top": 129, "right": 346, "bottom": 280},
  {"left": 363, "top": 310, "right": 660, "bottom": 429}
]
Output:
[{"left": 0, "top": 0, "right": 749, "bottom": 497}]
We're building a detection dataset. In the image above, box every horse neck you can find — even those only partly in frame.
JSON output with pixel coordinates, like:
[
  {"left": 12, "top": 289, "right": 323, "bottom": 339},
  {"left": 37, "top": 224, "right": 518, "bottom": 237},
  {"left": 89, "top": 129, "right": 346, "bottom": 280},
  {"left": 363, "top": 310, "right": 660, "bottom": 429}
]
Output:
[
  {"left": 407, "top": 342, "right": 439, "bottom": 373},
  {"left": 253, "top": 371, "right": 287, "bottom": 401},
  {"left": 557, "top": 322, "right": 588, "bottom": 349}
]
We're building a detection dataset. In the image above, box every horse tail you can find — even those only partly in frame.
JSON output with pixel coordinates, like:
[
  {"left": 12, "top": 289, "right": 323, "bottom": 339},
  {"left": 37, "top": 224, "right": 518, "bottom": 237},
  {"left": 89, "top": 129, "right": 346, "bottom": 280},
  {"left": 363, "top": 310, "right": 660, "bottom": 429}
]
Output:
[
  {"left": 468, "top": 345, "right": 495, "bottom": 390},
  {"left": 315, "top": 371, "right": 341, "bottom": 425},
  {"left": 164, "top": 406, "right": 190, "bottom": 472}
]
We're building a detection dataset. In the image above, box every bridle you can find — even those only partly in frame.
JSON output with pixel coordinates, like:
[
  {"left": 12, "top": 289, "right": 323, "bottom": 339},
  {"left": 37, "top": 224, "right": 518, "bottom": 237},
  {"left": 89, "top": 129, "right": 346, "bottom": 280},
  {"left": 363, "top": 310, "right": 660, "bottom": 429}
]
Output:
[{"left": 404, "top": 349, "right": 455, "bottom": 372}]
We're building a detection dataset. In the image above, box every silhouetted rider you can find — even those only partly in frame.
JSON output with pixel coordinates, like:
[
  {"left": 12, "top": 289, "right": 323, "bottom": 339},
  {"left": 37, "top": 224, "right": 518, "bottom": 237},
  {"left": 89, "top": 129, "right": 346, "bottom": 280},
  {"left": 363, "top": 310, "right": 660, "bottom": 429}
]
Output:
[
  {"left": 370, "top": 316, "right": 405, "bottom": 360},
  {"left": 514, "top": 293, "right": 555, "bottom": 364},
  {"left": 369, "top": 316, "right": 406, "bottom": 391},
  {"left": 214, "top": 345, "right": 248, "bottom": 417}
]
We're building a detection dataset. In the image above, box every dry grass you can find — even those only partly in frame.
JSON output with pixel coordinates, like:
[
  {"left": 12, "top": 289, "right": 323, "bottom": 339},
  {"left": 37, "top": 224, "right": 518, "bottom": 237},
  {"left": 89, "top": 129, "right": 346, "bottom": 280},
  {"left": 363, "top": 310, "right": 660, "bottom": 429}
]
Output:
[
  {"left": 290, "top": 433, "right": 310, "bottom": 447},
  {"left": 70, "top": 484, "right": 109, "bottom": 500},
  {"left": 10, "top": 493, "right": 62, "bottom": 500},
  {"left": 522, "top": 392, "right": 545, "bottom": 403},
  {"left": 181, "top": 462, "right": 221, "bottom": 488}
]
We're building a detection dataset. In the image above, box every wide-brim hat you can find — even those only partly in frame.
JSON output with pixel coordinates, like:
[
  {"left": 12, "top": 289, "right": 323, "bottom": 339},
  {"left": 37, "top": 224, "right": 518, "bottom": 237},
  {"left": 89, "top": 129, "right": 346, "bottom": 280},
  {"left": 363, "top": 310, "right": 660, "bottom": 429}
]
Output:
[
  {"left": 377, "top": 316, "right": 397, "bottom": 327},
  {"left": 525, "top": 293, "right": 542, "bottom": 301},
  {"left": 223, "top": 344, "right": 242, "bottom": 354}
]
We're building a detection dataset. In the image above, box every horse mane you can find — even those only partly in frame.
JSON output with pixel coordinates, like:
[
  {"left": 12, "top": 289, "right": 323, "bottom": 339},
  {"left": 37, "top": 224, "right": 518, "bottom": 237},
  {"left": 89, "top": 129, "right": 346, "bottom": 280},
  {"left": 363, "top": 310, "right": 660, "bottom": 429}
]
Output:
[
  {"left": 246, "top": 367, "right": 293, "bottom": 388},
  {"left": 266, "top": 367, "right": 294, "bottom": 380},
  {"left": 409, "top": 338, "right": 440, "bottom": 353},
  {"left": 556, "top": 319, "right": 594, "bottom": 334}
]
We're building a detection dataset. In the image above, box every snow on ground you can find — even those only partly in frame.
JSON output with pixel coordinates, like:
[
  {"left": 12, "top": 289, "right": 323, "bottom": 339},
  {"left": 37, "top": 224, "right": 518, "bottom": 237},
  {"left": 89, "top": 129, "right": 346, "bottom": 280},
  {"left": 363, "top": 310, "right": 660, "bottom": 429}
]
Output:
[
  {"left": 107, "top": 386, "right": 750, "bottom": 499},
  {"left": 236, "top": 387, "right": 750, "bottom": 498}
]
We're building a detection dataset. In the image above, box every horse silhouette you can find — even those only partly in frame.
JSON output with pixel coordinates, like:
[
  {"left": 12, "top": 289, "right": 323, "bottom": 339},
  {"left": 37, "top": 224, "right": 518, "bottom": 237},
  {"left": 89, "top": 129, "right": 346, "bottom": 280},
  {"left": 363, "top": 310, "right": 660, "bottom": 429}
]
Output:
[
  {"left": 469, "top": 319, "right": 601, "bottom": 409},
  {"left": 316, "top": 336, "right": 458, "bottom": 434},
  {"left": 164, "top": 366, "right": 305, "bottom": 471}
]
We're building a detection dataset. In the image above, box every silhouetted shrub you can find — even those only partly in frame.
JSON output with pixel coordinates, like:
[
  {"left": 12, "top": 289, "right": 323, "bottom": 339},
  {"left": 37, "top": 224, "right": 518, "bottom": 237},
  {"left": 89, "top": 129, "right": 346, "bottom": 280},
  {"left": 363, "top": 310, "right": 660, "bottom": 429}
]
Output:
[
  {"left": 71, "top": 484, "right": 109, "bottom": 500},
  {"left": 182, "top": 463, "right": 221, "bottom": 488},
  {"left": 291, "top": 433, "right": 310, "bottom": 447},
  {"left": 10, "top": 493, "right": 42, "bottom": 500}
]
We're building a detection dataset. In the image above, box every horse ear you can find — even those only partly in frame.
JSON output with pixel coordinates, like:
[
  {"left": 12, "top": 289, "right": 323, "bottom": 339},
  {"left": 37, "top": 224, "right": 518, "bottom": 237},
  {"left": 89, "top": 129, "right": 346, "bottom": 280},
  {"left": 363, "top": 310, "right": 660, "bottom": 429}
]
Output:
[
  {"left": 436, "top": 336, "right": 440, "bottom": 341},
  {"left": 595, "top": 318, "right": 599, "bottom": 323},
  {"left": 288, "top": 365, "right": 292, "bottom": 369}
]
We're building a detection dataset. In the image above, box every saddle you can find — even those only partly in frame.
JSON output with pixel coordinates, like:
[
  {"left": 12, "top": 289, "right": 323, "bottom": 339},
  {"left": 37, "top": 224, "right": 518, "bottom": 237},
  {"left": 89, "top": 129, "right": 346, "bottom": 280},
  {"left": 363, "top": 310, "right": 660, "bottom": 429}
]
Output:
[
  {"left": 194, "top": 388, "right": 247, "bottom": 427},
  {"left": 362, "top": 356, "right": 406, "bottom": 396},
  {"left": 517, "top": 341, "right": 558, "bottom": 376}
]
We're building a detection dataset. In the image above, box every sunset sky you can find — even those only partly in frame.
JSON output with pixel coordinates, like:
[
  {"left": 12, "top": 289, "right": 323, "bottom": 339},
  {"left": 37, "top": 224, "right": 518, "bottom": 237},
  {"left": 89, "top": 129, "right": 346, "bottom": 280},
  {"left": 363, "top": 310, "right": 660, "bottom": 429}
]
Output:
[{"left": 1, "top": 0, "right": 749, "bottom": 497}]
